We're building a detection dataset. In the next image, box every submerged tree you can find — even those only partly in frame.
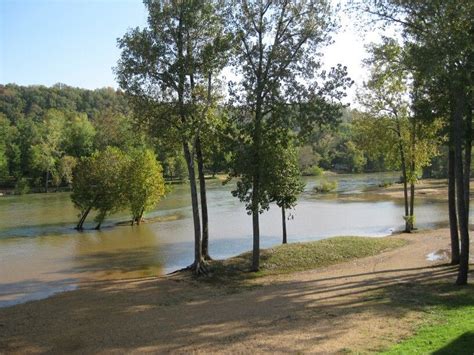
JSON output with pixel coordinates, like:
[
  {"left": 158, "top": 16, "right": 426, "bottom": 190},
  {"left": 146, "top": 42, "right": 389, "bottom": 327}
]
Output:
[
  {"left": 126, "top": 148, "right": 166, "bottom": 225},
  {"left": 71, "top": 147, "right": 128, "bottom": 230}
]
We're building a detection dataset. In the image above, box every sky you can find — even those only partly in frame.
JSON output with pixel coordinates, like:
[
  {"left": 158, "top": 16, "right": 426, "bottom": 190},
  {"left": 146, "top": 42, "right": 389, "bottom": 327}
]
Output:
[{"left": 0, "top": 0, "right": 380, "bottom": 104}]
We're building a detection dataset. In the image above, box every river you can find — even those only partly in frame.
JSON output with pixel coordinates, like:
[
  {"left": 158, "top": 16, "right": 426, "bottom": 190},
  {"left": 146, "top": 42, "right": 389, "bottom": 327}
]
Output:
[{"left": 0, "top": 173, "right": 450, "bottom": 307}]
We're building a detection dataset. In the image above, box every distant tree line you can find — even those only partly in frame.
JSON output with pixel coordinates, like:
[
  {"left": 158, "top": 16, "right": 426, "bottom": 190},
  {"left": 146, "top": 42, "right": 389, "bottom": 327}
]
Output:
[{"left": 0, "top": 84, "right": 190, "bottom": 192}]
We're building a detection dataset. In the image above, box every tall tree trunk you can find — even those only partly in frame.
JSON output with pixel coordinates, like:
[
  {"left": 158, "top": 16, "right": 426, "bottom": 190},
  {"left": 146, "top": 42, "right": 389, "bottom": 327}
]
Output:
[
  {"left": 251, "top": 100, "right": 263, "bottom": 272},
  {"left": 176, "top": 14, "right": 205, "bottom": 274},
  {"left": 448, "top": 145, "right": 460, "bottom": 265},
  {"left": 409, "top": 180, "right": 415, "bottom": 231},
  {"left": 453, "top": 91, "right": 469, "bottom": 285},
  {"left": 395, "top": 120, "right": 410, "bottom": 232},
  {"left": 464, "top": 103, "right": 472, "bottom": 215},
  {"left": 183, "top": 140, "right": 204, "bottom": 273},
  {"left": 281, "top": 206, "right": 287, "bottom": 244},
  {"left": 196, "top": 136, "right": 211, "bottom": 260},
  {"left": 45, "top": 170, "right": 49, "bottom": 193},
  {"left": 397, "top": 144, "right": 410, "bottom": 231}
]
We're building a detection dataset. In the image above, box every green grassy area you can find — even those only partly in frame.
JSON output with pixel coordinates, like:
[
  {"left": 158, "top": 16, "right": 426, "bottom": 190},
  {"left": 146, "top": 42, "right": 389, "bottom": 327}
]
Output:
[
  {"left": 206, "top": 236, "right": 407, "bottom": 284},
  {"left": 382, "top": 283, "right": 474, "bottom": 354}
]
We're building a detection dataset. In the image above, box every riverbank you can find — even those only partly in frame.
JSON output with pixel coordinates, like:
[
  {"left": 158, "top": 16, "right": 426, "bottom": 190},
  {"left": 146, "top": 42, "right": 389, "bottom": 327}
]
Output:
[
  {"left": 1, "top": 228, "right": 472, "bottom": 353},
  {"left": 372, "top": 178, "right": 474, "bottom": 201}
]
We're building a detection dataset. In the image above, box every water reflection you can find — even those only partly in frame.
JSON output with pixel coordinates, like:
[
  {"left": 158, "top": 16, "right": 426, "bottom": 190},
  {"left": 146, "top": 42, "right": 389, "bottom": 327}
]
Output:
[{"left": 0, "top": 173, "right": 452, "bottom": 307}]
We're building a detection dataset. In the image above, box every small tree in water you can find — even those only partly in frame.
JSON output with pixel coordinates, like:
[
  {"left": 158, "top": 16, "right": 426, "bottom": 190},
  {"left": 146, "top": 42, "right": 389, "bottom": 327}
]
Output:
[
  {"left": 126, "top": 148, "right": 166, "bottom": 225},
  {"left": 266, "top": 139, "right": 305, "bottom": 244},
  {"left": 71, "top": 147, "right": 129, "bottom": 230}
]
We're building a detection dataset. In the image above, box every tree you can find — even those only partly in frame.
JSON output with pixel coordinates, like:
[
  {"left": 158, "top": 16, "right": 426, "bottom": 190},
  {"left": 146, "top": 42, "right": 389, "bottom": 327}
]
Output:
[
  {"left": 71, "top": 147, "right": 128, "bottom": 230},
  {"left": 116, "top": 0, "right": 228, "bottom": 274},
  {"left": 31, "top": 109, "right": 65, "bottom": 192},
  {"left": 63, "top": 113, "right": 96, "bottom": 157},
  {"left": 53, "top": 155, "right": 77, "bottom": 189},
  {"left": 354, "top": 0, "right": 473, "bottom": 284},
  {"left": 229, "top": 0, "right": 350, "bottom": 270},
  {"left": 126, "top": 148, "right": 166, "bottom": 225},
  {"left": 266, "top": 139, "right": 305, "bottom": 244},
  {"left": 355, "top": 39, "right": 443, "bottom": 232},
  {"left": 0, "top": 113, "right": 19, "bottom": 182}
]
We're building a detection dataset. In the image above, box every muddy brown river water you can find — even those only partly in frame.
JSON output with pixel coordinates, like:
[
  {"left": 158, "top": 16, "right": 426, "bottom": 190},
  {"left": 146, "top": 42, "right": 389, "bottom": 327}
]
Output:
[{"left": 0, "top": 173, "right": 452, "bottom": 307}]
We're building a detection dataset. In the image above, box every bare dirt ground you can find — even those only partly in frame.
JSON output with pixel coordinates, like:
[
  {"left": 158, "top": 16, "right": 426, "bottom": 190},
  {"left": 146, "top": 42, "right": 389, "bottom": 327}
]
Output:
[{"left": 0, "top": 228, "right": 472, "bottom": 354}]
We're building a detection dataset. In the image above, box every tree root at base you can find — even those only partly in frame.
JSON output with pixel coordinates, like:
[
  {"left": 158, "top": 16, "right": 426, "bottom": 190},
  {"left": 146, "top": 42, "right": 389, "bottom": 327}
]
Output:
[{"left": 168, "top": 260, "right": 210, "bottom": 276}]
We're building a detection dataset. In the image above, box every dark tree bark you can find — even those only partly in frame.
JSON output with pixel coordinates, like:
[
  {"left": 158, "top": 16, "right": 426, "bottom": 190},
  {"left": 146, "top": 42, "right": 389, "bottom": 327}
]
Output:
[
  {"left": 409, "top": 180, "right": 415, "bottom": 231},
  {"left": 196, "top": 136, "right": 211, "bottom": 260},
  {"left": 448, "top": 145, "right": 460, "bottom": 265},
  {"left": 282, "top": 206, "right": 287, "bottom": 244},
  {"left": 251, "top": 97, "right": 263, "bottom": 272},
  {"left": 463, "top": 102, "right": 472, "bottom": 215},
  {"left": 396, "top": 132, "right": 410, "bottom": 232},
  {"left": 45, "top": 170, "right": 49, "bottom": 193},
  {"left": 453, "top": 91, "right": 469, "bottom": 285},
  {"left": 76, "top": 205, "right": 92, "bottom": 230},
  {"left": 183, "top": 140, "right": 205, "bottom": 273},
  {"left": 408, "top": 119, "right": 416, "bottom": 232},
  {"left": 95, "top": 211, "right": 105, "bottom": 230}
]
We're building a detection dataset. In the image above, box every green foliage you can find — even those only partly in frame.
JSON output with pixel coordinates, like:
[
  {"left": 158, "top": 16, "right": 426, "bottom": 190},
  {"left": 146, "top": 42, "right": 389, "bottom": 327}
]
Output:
[
  {"left": 0, "top": 84, "right": 140, "bottom": 190},
  {"left": 71, "top": 147, "right": 166, "bottom": 228},
  {"left": 63, "top": 113, "right": 96, "bottom": 157},
  {"left": 266, "top": 141, "right": 305, "bottom": 210},
  {"left": 228, "top": 0, "right": 351, "bottom": 223},
  {"left": 31, "top": 109, "right": 65, "bottom": 177},
  {"left": 163, "top": 154, "right": 188, "bottom": 181},
  {"left": 313, "top": 179, "right": 338, "bottom": 193},
  {"left": 55, "top": 155, "right": 77, "bottom": 187},
  {"left": 14, "top": 177, "right": 30, "bottom": 195},
  {"left": 126, "top": 148, "right": 166, "bottom": 223},
  {"left": 310, "top": 165, "right": 324, "bottom": 177},
  {"left": 354, "top": 40, "right": 445, "bottom": 183},
  {"left": 71, "top": 147, "right": 129, "bottom": 227},
  {"left": 298, "top": 108, "right": 383, "bottom": 174}
]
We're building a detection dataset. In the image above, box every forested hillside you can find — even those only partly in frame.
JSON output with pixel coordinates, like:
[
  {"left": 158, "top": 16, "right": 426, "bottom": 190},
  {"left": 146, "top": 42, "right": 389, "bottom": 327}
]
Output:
[
  {"left": 0, "top": 83, "right": 448, "bottom": 193},
  {"left": 0, "top": 84, "right": 189, "bottom": 191}
]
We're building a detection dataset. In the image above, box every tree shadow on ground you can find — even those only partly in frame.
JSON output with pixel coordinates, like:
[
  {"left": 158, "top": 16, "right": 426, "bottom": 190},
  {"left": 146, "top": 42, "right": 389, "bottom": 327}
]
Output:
[
  {"left": 0, "top": 257, "right": 472, "bottom": 353},
  {"left": 433, "top": 332, "right": 474, "bottom": 355}
]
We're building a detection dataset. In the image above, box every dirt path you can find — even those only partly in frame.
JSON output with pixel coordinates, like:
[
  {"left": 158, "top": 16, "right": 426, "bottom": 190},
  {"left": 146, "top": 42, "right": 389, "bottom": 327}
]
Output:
[{"left": 0, "top": 229, "right": 471, "bottom": 354}]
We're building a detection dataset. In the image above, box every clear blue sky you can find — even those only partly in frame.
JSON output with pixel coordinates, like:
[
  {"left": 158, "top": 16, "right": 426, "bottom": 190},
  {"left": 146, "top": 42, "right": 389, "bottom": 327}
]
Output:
[
  {"left": 0, "top": 0, "right": 147, "bottom": 89},
  {"left": 1, "top": 0, "right": 377, "bottom": 99}
]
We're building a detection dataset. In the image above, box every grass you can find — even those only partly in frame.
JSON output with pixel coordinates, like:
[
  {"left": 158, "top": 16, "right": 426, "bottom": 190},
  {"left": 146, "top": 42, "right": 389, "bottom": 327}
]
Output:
[
  {"left": 206, "top": 236, "right": 407, "bottom": 285},
  {"left": 381, "top": 283, "right": 474, "bottom": 354}
]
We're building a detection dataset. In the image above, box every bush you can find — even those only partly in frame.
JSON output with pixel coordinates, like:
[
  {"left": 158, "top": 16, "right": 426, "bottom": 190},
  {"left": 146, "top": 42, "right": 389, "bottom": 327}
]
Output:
[
  {"left": 313, "top": 179, "right": 337, "bottom": 193},
  {"left": 378, "top": 180, "right": 394, "bottom": 188},
  {"left": 14, "top": 177, "right": 30, "bottom": 195},
  {"left": 303, "top": 165, "right": 324, "bottom": 176}
]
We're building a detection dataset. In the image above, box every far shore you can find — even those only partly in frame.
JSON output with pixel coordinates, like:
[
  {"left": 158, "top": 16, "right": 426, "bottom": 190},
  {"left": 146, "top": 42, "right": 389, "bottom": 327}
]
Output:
[
  {"left": 1, "top": 228, "right": 472, "bottom": 354},
  {"left": 371, "top": 178, "right": 474, "bottom": 201}
]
